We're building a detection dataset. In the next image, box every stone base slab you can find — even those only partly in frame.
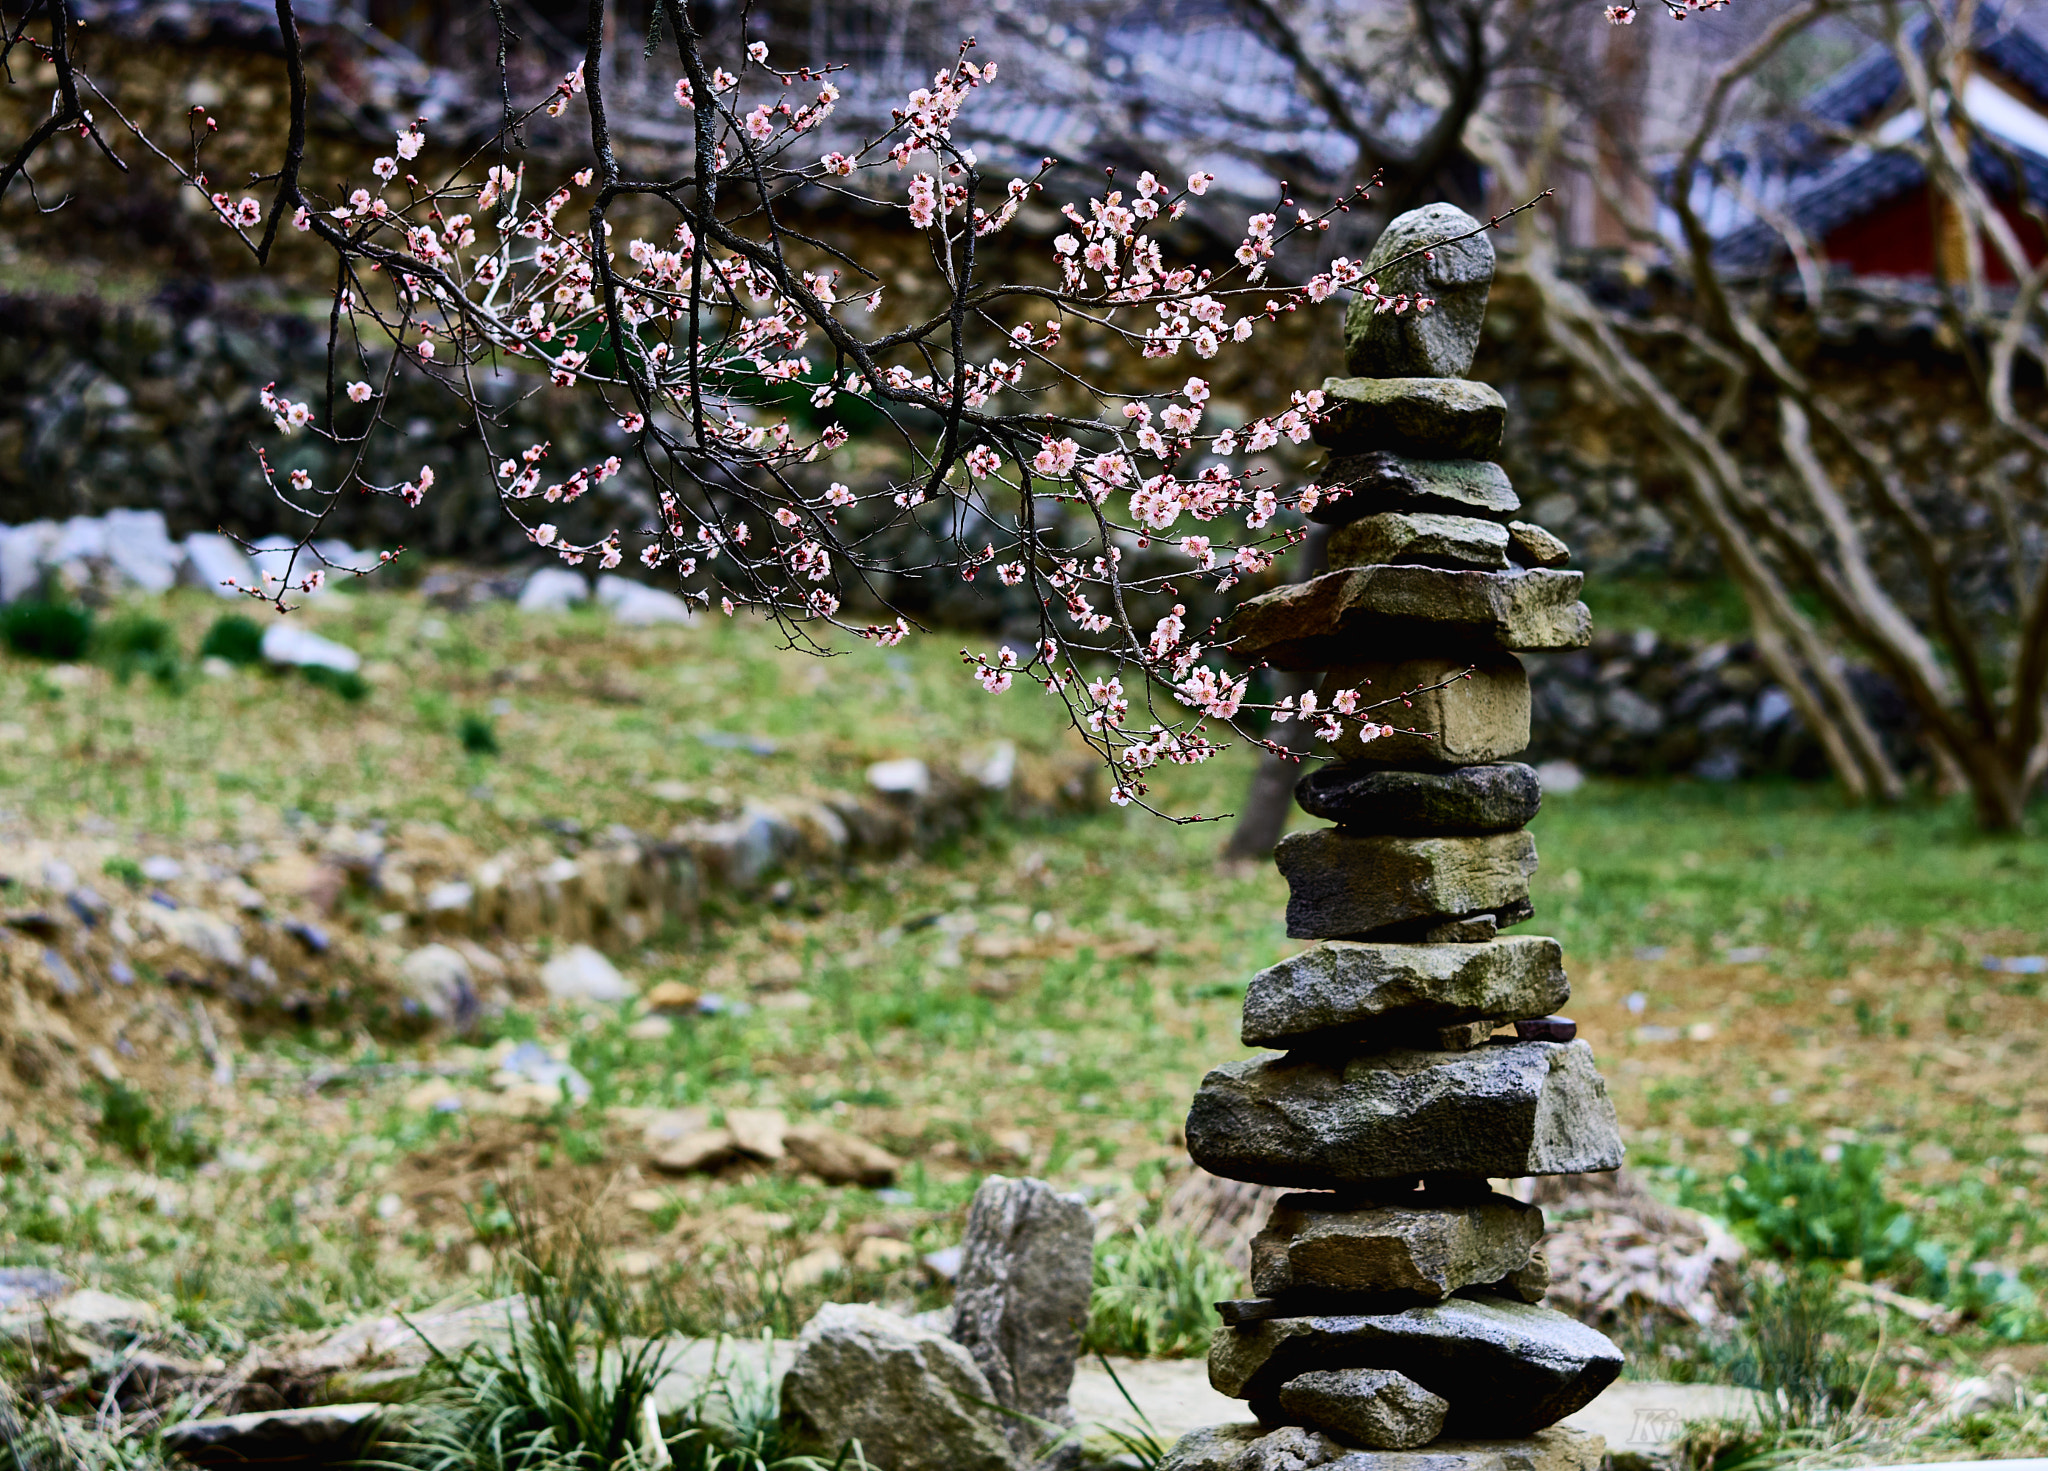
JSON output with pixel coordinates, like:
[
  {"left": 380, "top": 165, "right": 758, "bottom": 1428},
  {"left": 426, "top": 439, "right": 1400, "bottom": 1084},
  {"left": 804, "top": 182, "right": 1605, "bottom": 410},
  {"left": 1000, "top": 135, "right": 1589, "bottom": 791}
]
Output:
[{"left": 1160, "top": 1423, "right": 1605, "bottom": 1471}]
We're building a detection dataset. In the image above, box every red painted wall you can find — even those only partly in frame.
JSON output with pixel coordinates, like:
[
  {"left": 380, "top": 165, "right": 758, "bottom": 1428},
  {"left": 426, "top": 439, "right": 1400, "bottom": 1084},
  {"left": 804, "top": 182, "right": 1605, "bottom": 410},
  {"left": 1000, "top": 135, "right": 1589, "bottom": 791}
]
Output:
[{"left": 1821, "top": 183, "right": 2048, "bottom": 281}]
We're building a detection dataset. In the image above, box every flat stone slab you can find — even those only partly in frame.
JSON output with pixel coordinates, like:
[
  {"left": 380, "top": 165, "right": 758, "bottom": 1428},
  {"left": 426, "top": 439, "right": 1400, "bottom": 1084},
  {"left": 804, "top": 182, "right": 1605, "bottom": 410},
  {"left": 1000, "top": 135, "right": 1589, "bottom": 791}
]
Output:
[
  {"left": 1313, "top": 455, "right": 1520, "bottom": 524},
  {"left": 1321, "top": 656, "right": 1527, "bottom": 768},
  {"left": 1315, "top": 379, "right": 1506, "bottom": 460},
  {"left": 1274, "top": 830, "right": 1537, "bottom": 940},
  {"left": 1295, "top": 763, "right": 1542, "bottom": 836},
  {"left": 1229, "top": 567, "right": 1589, "bottom": 671},
  {"left": 1330, "top": 513, "right": 1510, "bottom": 571},
  {"left": 1209, "top": 1298, "right": 1623, "bottom": 1438},
  {"left": 1280, "top": 1367, "right": 1448, "bottom": 1449},
  {"left": 1185, "top": 1040, "right": 1625, "bottom": 1188},
  {"left": 160, "top": 1405, "right": 385, "bottom": 1466},
  {"left": 1346, "top": 203, "right": 1496, "bottom": 381},
  {"left": 1161, "top": 1423, "right": 1604, "bottom": 1471},
  {"left": 1241, "top": 937, "right": 1567, "bottom": 1050},
  {"left": 1251, "top": 1192, "right": 1543, "bottom": 1300}
]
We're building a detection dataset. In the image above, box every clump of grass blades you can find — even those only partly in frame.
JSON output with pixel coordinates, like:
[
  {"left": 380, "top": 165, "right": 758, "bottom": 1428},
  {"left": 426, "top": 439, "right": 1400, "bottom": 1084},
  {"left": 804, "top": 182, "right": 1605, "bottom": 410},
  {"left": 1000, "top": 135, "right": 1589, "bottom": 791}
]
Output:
[
  {"left": 364, "top": 1201, "right": 856, "bottom": 1471},
  {"left": 1083, "top": 1226, "right": 1236, "bottom": 1359}
]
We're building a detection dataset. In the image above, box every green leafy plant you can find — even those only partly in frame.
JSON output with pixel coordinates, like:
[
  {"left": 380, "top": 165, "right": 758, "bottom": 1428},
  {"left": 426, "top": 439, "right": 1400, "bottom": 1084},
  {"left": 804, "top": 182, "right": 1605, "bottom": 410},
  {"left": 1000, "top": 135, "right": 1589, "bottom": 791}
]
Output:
[
  {"left": 459, "top": 713, "right": 501, "bottom": 756},
  {"left": 1083, "top": 1226, "right": 1236, "bottom": 1359},
  {"left": 1707, "top": 1144, "right": 1918, "bottom": 1276},
  {"left": 1, "top": 601, "right": 92, "bottom": 661},
  {"left": 96, "top": 610, "right": 183, "bottom": 687},
  {"left": 199, "top": 613, "right": 266, "bottom": 666},
  {"left": 101, "top": 856, "right": 145, "bottom": 889}
]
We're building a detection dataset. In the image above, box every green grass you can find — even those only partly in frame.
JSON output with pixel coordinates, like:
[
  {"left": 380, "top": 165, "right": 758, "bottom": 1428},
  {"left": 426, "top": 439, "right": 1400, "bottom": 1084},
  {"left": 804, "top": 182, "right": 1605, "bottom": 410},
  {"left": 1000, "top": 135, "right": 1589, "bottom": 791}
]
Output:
[{"left": 1529, "top": 776, "right": 2048, "bottom": 970}]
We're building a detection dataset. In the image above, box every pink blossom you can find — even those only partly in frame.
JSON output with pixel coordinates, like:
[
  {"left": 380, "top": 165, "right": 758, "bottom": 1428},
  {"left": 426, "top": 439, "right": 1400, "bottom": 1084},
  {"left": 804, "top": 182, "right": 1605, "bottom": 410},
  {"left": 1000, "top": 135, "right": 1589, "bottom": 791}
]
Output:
[
  {"left": 535, "top": 523, "right": 558, "bottom": 546},
  {"left": 674, "top": 78, "right": 695, "bottom": 108},
  {"left": 1187, "top": 171, "right": 1214, "bottom": 195},
  {"left": 1031, "top": 438, "right": 1079, "bottom": 477},
  {"left": 289, "top": 469, "right": 312, "bottom": 490},
  {"left": 826, "top": 481, "right": 856, "bottom": 506},
  {"left": 347, "top": 381, "right": 373, "bottom": 403},
  {"left": 372, "top": 156, "right": 398, "bottom": 181}
]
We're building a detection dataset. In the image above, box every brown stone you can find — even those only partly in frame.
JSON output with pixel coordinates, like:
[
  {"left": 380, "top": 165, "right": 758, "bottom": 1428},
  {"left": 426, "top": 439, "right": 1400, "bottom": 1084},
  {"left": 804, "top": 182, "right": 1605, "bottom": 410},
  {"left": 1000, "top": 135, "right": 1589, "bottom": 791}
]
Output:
[
  {"left": 1314, "top": 378, "right": 1506, "bottom": 459},
  {"left": 1250, "top": 1192, "right": 1543, "bottom": 1300},
  {"left": 1507, "top": 523, "right": 1571, "bottom": 569},
  {"left": 1513, "top": 1017, "right": 1577, "bottom": 1043},
  {"left": 1273, "top": 829, "right": 1537, "bottom": 940},
  {"left": 1329, "top": 513, "right": 1510, "bottom": 571},
  {"left": 1494, "top": 1250, "right": 1551, "bottom": 1304},
  {"left": 1228, "top": 567, "right": 1589, "bottom": 671},
  {"left": 785, "top": 1124, "right": 902, "bottom": 1187},
  {"left": 1434, "top": 1020, "right": 1498, "bottom": 1052},
  {"left": 1424, "top": 915, "right": 1498, "bottom": 943},
  {"left": 1319, "top": 656, "right": 1528, "bottom": 767}
]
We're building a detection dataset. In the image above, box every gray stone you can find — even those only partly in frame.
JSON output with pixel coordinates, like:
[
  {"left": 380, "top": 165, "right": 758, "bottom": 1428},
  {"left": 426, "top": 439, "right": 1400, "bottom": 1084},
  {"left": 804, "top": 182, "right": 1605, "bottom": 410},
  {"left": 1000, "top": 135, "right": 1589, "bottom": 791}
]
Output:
[
  {"left": 539, "top": 944, "right": 633, "bottom": 1004},
  {"left": 0, "top": 521, "right": 57, "bottom": 603},
  {"left": 1228, "top": 568, "right": 1589, "bottom": 671},
  {"left": 1273, "top": 830, "right": 1538, "bottom": 940},
  {"left": 1278, "top": 1368, "right": 1448, "bottom": 1450},
  {"left": 1241, "top": 936, "right": 1567, "bottom": 1050},
  {"left": 396, "top": 944, "right": 478, "bottom": 1030},
  {"left": 0, "top": 1267, "right": 69, "bottom": 1310},
  {"left": 1345, "top": 204, "right": 1496, "bottom": 380},
  {"left": 598, "top": 573, "right": 695, "bottom": 626},
  {"left": 1184, "top": 1040, "right": 1626, "bottom": 1188},
  {"left": 1250, "top": 1193, "right": 1543, "bottom": 1300},
  {"left": 160, "top": 1404, "right": 384, "bottom": 1466},
  {"left": 1507, "top": 523, "right": 1571, "bottom": 569},
  {"left": 951, "top": 1175, "right": 1094, "bottom": 1462},
  {"left": 518, "top": 566, "right": 591, "bottom": 612},
  {"left": 261, "top": 622, "right": 362, "bottom": 674},
  {"left": 780, "top": 1302, "right": 1021, "bottom": 1471},
  {"left": 1330, "top": 514, "right": 1510, "bottom": 572},
  {"left": 1513, "top": 1017, "right": 1577, "bottom": 1043},
  {"left": 1160, "top": 1422, "right": 1346, "bottom": 1471},
  {"left": 1311, "top": 457, "right": 1519, "bottom": 525},
  {"left": 1294, "top": 763, "right": 1542, "bottom": 836},
  {"left": 1313, "top": 379, "right": 1505, "bottom": 460},
  {"left": 180, "top": 532, "right": 254, "bottom": 598},
  {"left": 102, "top": 508, "right": 181, "bottom": 594},
  {"left": 1319, "top": 656, "right": 1528, "bottom": 768},
  {"left": 1162, "top": 1424, "right": 1605, "bottom": 1471},
  {"left": 1209, "top": 1298, "right": 1623, "bottom": 1437}
]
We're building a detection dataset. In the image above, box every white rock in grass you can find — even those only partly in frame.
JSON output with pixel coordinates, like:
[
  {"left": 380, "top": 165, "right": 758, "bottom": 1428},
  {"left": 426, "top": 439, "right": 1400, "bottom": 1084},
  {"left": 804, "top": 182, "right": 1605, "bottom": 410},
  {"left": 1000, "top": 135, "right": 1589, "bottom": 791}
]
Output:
[
  {"left": 0, "top": 523, "right": 58, "bottom": 603},
  {"left": 868, "top": 757, "right": 932, "bottom": 797},
  {"left": 260, "top": 622, "right": 361, "bottom": 674},
  {"left": 180, "top": 533, "right": 254, "bottom": 598},
  {"left": 103, "top": 509, "right": 181, "bottom": 593},
  {"left": 539, "top": 944, "right": 632, "bottom": 1004},
  {"left": 397, "top": 944, "right": 478, "bottom": 1030},
  {"left": 597, "top": 574, "right": 693, "bottom": 625},
  {"left": 517, "top": 567, "right": 590, "bottom": 612}
]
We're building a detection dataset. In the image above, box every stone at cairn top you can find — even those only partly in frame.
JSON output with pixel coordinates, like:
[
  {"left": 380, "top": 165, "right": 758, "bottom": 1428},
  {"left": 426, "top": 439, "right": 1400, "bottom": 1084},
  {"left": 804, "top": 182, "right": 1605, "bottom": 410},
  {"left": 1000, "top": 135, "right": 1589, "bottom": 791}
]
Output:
[{"left": 1346, "top": 202, "right": 1497, "bottom": 380}]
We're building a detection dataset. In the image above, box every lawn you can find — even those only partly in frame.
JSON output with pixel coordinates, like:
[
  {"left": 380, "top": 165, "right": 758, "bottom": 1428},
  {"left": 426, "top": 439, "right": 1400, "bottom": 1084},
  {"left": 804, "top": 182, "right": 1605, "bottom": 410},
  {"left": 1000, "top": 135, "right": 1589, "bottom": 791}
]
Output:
[{"left": 5, "top": 583, "right": 2048, "bottom": 1464}]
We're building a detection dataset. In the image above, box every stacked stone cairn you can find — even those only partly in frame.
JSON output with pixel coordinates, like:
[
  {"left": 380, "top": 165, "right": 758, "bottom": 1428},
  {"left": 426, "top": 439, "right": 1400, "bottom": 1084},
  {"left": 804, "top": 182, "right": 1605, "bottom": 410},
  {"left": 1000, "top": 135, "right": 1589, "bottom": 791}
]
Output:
[{"left": 1161, "top": 205, "right": 1628, "bottom": 1471}]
